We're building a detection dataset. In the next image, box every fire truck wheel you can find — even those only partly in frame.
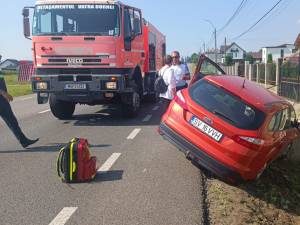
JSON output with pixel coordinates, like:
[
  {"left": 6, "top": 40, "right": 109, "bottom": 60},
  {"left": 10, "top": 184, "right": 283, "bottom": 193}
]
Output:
[
  {"left": 49, "top": 94, "right": 75, "bottom": 120},
  {"left": 122, "top": 92, "right": 140, "bottom": 118}
]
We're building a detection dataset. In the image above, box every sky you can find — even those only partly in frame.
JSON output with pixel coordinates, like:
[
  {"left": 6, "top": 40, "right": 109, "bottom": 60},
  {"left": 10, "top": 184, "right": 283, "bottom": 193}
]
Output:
[{"left": 0, "top": 0, "right": 299, "bottom": 60}]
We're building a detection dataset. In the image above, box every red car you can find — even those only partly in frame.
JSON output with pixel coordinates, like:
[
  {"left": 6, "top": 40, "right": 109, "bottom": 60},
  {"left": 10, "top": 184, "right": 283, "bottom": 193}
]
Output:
[{"left": 159, "top": 55, "right": 299, "bottom": 183}]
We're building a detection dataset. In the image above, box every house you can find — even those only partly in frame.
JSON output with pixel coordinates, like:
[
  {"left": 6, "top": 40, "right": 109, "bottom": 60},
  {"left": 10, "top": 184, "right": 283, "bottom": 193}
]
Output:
[
  {"left": 247, "top": 51, "right": 262, "bottom": 63},
  {"left": 294, "top": 33, "right": 300, "bottom": 52},
  {"left": 0, "top": 59, "right": 19, "bottom": 71},
  {"left": 220, "top": 42, "right": 246, "bottom": 63},
  {"left": 261, "top": 44, "right": 294, "bottom": 63},
  {"left": 205, "top": 49, "right": 223, "bottom": 64},
  {"left": 284, "top": 34, "right": 300, "bottom": 63}
]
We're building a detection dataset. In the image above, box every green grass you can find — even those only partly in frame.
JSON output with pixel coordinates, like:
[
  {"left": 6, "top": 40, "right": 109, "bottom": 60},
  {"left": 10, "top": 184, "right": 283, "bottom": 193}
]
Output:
[{"left": 3, "top": 73, "right": 32, "bottom": 97}]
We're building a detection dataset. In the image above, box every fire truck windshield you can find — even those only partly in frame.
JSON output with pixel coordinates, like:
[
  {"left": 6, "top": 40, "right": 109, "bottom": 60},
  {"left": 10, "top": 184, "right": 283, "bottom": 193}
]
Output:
[{"left": 33, "top": 4, "right": 120, "bottom": 36}]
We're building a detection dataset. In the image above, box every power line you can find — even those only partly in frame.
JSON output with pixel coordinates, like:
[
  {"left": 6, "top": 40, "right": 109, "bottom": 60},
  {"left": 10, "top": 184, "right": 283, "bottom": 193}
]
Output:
[
  {"left": 251, "top": 0, "right": 291, "bottom": 29},
  {"left": 232, "top": 0, "right": 284, "bottom": 40},
  {"left": 218, "top": 0, "right": 248, "bottom": 32}
]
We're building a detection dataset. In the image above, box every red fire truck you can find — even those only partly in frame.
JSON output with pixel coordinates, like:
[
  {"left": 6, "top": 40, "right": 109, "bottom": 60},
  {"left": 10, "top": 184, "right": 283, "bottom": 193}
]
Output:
[{"left": 22, "top": 0, "right": 166, "bottom": 119}]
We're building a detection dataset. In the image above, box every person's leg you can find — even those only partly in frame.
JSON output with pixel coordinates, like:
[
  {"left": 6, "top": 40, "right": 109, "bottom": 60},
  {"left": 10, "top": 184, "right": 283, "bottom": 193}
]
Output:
[{"left": 0, "top": 98, "right": 28, "bottom": 143}]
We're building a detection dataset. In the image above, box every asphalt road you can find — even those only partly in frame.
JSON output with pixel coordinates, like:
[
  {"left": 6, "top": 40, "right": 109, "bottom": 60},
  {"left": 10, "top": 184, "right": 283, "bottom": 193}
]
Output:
[{"left": 0, "top": 94, "right": 205, "bottom": 225}]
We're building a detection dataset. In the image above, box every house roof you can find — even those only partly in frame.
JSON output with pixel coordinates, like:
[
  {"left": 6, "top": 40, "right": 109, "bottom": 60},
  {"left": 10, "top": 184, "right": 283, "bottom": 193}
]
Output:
[
  {"left": 294, "top": 33, "right": 300, "bottom": 49},
  {"left": 284, "top": 51, "right": 299, "bottom": 63},
  {"left": 247, "top": 51, "right": 262, "bottom": 59},
  {"left": 220, "top": 42, "right": 246, "bottom": 54},
  {"left": 262, "top": 44, "right": 294, "bottom": 49},
  {"left": 0, "top": 59, "right": 19, "bottom": 66}
]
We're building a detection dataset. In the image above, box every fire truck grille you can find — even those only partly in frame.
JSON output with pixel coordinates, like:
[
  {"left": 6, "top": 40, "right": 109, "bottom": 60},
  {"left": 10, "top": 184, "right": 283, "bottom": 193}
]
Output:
[{"left": 41, "top": 55, "right": 110, "bottom": 66}]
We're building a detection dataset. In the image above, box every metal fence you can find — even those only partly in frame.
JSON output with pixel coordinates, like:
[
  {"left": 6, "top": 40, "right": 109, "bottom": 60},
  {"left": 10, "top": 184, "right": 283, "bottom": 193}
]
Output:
[
  {"left": 222, "top": 54, "right": 300, "bottom": 102},
  {"left": 280, "top": 61, "right": 300, "bottom": 102}
]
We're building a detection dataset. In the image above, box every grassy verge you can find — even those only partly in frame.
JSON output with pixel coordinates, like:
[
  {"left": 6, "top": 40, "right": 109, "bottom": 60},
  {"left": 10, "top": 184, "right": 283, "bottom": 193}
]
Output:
[
  {"left": 2, "top": 73, "right": 32, "bottom": 97},
  {"left": 207, "top": 159, "right": 300, "bottom": 225}
]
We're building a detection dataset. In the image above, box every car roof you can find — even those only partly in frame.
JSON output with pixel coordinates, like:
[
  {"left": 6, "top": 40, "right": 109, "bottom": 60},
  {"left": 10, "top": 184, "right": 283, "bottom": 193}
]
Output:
[{"left": 203, "top": 75, "right": 289, "bottom": 112}]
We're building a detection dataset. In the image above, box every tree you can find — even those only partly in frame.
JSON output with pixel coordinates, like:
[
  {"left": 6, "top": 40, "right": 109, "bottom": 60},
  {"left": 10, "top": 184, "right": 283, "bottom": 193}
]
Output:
[
  {"left": 245, "top": 54, "right": 255, "bottom": 64},
  {"left": 267, "top": 54, "right": 273, "bottom": 63},
  {"left": 190, "top": 53, "right": 199, "bottom": 64},
  {"left": 225, "top": 55, "right": 233, "bottom": 66}
]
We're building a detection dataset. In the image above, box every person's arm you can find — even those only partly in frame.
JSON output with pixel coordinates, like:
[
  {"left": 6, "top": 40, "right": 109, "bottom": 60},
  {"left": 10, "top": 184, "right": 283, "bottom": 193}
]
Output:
[
  {"left": 169, "top": 70, "right": 177, "bottom": 97},
  {"left": 0, "top": 77, "right": 13, "bottom": 101},
  {"left": 182, "top": 64, "right": 191, "bottom": 80}
]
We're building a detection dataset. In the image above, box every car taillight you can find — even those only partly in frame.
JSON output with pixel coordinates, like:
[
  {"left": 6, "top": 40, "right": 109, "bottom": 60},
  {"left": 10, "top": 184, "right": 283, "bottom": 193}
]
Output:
[
  {"left": 233, "top": 135, "right": 264, "bottom": 150},
  {"left": 174, "top": 90, "right": 188, "bottom": 110}
]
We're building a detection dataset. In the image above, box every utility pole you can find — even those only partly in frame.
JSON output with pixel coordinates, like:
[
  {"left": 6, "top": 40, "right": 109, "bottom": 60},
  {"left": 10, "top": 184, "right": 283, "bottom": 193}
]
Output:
[
  {"left": 214, "top": 28, "right": 217, "bottom": 63},
  {"left": 224, "top": 37, "right": 227, "bottom": 64},
  {"left": 203, "top": 42, "right": 206, "bottom": 54},
  {"left": 203, "top": 19, "right": 217, "bottom": 62},
  {"left": 224, "top": 37, "right": 227, "bottom": 57}
]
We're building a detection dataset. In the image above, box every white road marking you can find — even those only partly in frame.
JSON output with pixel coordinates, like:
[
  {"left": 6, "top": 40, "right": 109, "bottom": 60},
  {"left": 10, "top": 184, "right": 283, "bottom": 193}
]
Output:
[
  {"left": 142, "top": 114, "right": 152, "bottom": 122},
  {"left": 98, "top": 153, "right": 121, "bottom": 173},
  {"left": 38, "top": 109, "right": 51, "bottom": 114},
  {"left": 152, "top": 106, "right": 159, "bottom": 111},
  {"left": 127, "top": 128, "right": 141, "bottom": 140},
  {"left": 49, "top": 207, "right": 77, "bottom": 225}
]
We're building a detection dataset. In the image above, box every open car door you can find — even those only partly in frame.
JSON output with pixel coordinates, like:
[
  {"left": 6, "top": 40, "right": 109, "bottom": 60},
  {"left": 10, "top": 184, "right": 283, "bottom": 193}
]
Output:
[{"left": 190, "top": 54, "right": 226, "bottom": 86}]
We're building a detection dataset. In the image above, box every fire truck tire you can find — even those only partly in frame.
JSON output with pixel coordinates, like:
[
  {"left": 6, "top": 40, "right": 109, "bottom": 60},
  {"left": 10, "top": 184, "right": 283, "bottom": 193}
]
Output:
[
  {"left": 122, "top": 92, "right": 140, "bottom": 118},
  {"left": 49, "top": 94, "right": 75, "bottom": 120}
]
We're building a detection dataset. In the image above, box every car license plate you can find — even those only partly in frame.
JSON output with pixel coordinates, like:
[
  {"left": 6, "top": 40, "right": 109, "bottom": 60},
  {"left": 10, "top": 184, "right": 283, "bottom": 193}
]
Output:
[
  {"left": 189, "top": 116, "right": 223, "bottom": 142},
  {"left": 64, "top": 83, "right": 87, "bottom": 90}
]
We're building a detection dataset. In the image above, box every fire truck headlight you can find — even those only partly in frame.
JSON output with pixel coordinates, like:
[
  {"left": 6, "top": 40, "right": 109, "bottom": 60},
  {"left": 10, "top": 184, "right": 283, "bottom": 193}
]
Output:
[
  {"left": 105, "top": 82, "right": 117, "bottom": 90},
  {"left": 36, "top": 82, "right": 48, "bottom": 90}
]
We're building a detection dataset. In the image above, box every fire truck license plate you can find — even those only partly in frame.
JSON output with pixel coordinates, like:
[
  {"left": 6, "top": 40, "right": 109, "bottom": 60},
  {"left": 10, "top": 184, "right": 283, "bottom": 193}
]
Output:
[{"left": 64, "top": 83, "right": 87, "bottom": 90}]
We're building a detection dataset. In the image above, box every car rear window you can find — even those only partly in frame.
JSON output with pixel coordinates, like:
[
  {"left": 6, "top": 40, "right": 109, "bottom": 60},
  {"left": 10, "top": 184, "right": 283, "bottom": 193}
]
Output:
[{"left": 189, "top": 80, "right": 265, "bottom": 130}]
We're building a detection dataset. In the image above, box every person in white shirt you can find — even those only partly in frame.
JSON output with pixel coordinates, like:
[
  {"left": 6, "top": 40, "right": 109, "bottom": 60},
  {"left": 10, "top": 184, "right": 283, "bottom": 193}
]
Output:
[
  {"left": 159, "top": 55, "right": 176, "bottom": 110},
  {"left": 171, "top": 51, "right": 190, "bottom": 91}
]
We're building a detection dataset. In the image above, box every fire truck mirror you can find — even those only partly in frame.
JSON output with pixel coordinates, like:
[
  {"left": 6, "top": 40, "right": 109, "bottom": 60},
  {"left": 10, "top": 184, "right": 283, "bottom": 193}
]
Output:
[
  {"left": 22, "top": 8, "right": 29, "bottom": 17},
  {"left": 23, "top": 17, "right": 31, "bottom": 38}
]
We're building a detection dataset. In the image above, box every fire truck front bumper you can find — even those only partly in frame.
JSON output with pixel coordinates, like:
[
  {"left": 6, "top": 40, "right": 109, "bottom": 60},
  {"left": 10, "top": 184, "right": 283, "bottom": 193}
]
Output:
[{"left": 32, "top": 74, "right": 133, "bottom": 103}]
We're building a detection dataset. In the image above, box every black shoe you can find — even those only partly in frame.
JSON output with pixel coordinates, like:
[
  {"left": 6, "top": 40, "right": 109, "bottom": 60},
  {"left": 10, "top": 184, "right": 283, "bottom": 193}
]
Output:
[{"left": 21, "top": 138, "right": 39, "bottom": 148}]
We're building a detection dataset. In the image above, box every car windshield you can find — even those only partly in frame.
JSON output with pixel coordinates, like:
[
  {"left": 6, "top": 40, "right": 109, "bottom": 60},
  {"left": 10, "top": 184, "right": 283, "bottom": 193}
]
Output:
[
  {"left": 189, "top": 80, "right": 265, "bottom": 130},
  {"left": 33, "top": 4, "right": 120, "bottom": 36}
]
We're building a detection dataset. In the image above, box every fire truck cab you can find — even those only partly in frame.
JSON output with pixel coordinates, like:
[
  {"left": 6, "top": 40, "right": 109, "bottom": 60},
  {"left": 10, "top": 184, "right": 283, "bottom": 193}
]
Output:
[{"left": 22, "top": 0, "right": 166, "bottom": 119}]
